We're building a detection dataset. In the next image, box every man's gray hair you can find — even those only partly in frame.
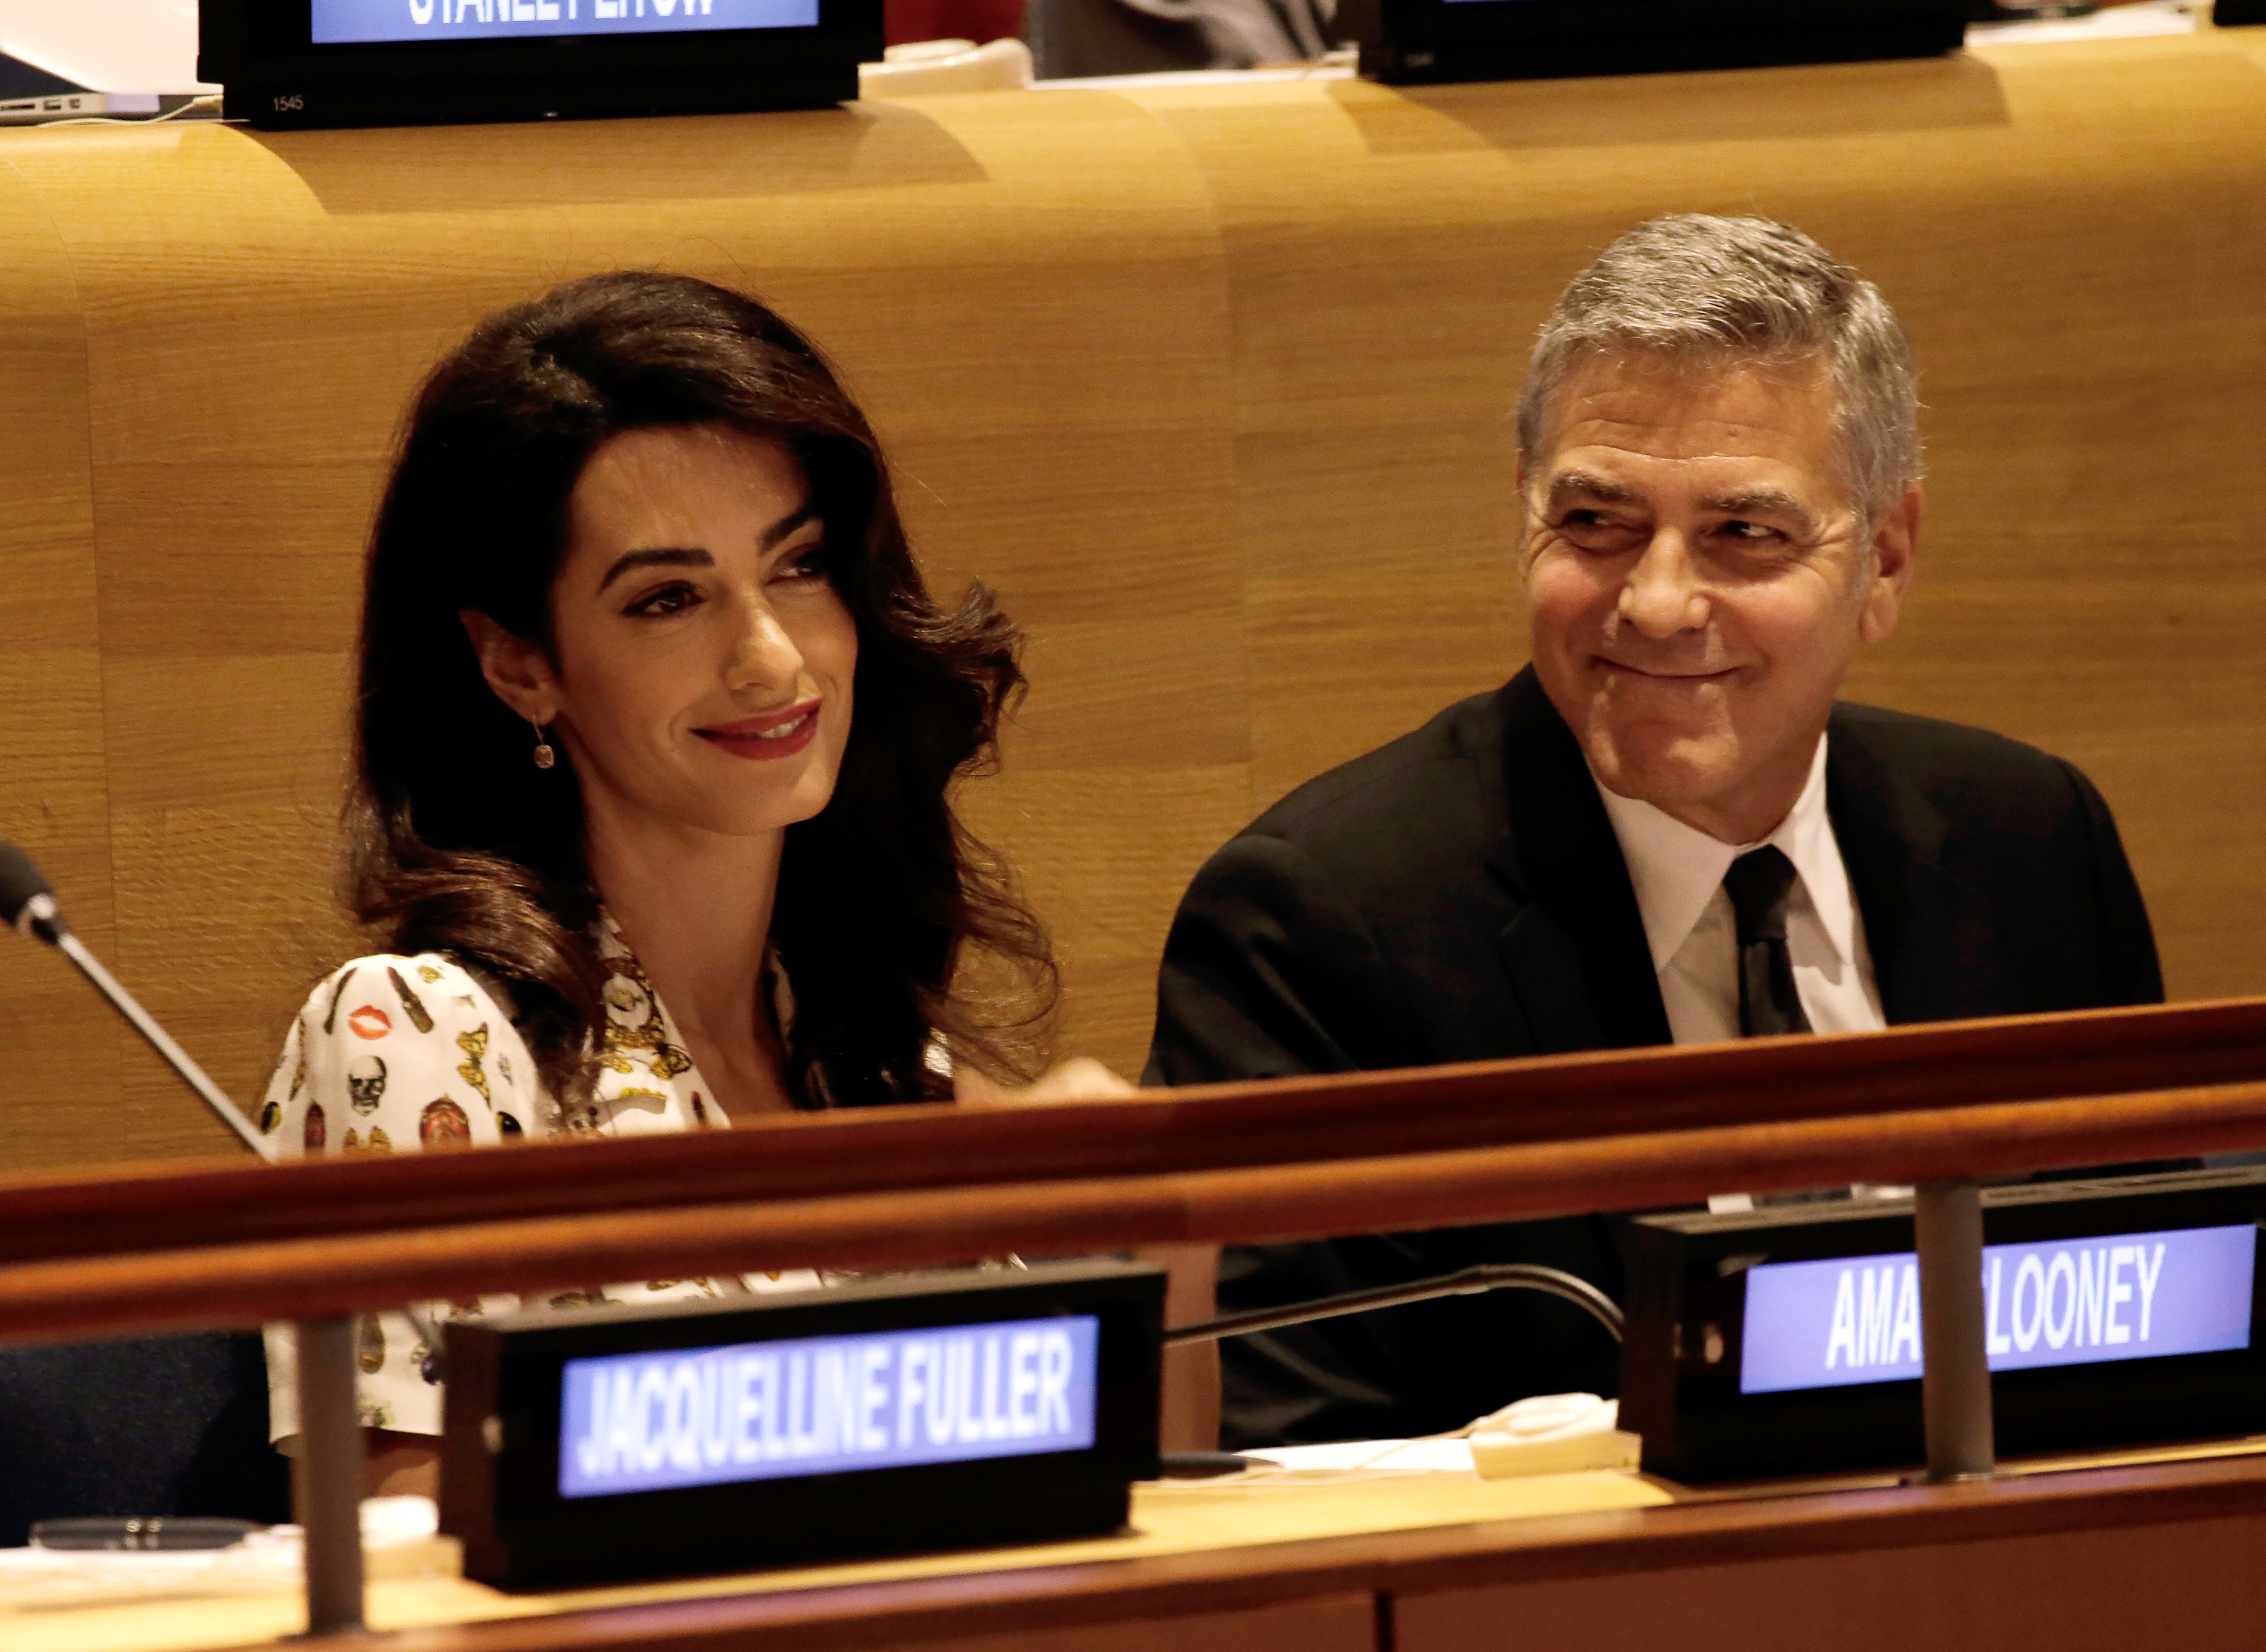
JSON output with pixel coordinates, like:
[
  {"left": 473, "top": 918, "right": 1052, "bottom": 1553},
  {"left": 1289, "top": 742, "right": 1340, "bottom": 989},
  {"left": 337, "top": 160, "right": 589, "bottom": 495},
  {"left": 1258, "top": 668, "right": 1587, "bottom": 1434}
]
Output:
[{"left": 1515, "top": 215, "right": 1921, "bottom": 524}]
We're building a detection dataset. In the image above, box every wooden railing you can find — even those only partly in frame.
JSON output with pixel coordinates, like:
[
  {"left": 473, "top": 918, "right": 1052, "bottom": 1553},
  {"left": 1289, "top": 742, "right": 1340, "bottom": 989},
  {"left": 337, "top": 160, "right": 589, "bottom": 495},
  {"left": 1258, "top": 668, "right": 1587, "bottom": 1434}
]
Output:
[{"left": 5, "top": 996, "right": 2266, "bottom": 1345}]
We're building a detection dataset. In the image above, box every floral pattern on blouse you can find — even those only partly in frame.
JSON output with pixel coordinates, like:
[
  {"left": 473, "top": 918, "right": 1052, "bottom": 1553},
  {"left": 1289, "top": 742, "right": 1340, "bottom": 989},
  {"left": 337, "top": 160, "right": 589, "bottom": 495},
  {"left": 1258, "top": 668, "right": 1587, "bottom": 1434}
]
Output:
[{"left": 258, "top": 915, "right": 817, "bottom": 1438}]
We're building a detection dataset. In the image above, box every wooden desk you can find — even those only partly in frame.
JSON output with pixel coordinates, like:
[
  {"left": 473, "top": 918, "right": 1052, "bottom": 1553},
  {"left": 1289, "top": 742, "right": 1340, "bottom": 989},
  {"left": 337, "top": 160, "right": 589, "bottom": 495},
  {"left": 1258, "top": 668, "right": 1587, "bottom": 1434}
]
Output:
[
  {"left": 3, "top": 31, "right": 2266, "bottom": 1169},
  {"left": 7, "top": 1451, "right": 2261, "bottom": 1652}
]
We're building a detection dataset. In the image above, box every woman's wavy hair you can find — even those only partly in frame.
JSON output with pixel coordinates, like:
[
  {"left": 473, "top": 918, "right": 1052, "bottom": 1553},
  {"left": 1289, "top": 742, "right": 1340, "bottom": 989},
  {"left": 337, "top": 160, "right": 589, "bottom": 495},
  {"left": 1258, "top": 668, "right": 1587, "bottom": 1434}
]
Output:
[{"left": 352, "top": 270, "right": 1054, "bottom": 1109}]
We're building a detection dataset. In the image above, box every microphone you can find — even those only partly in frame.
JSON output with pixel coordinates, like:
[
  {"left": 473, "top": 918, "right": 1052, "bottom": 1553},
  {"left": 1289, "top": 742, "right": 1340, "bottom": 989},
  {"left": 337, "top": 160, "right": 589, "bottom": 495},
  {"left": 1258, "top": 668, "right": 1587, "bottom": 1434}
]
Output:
[
  {"left": 1162, "top": 1263, "right": 1624, "bottom": 1347},
  {"left": 1152, "top": 1264, "right": 1625, "bottom": 1480},
  {"left": 0, "top": 842, "right": 265, "bottom": 1154}
]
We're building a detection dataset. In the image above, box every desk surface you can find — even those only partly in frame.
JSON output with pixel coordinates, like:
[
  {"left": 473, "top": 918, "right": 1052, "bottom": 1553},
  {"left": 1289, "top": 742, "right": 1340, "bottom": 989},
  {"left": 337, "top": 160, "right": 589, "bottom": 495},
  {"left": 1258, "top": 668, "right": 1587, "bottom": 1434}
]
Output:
[{"left": 7, "top": 1442, "right": 2266, "bottom": 1652}]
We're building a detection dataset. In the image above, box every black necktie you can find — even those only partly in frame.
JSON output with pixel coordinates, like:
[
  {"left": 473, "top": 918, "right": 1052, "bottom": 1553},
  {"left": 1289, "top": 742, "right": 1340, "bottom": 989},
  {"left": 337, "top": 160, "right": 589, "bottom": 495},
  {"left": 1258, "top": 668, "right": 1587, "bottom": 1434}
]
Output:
[{"left": 1724, "top": 845, "right": 1812, "bottom": 1038}]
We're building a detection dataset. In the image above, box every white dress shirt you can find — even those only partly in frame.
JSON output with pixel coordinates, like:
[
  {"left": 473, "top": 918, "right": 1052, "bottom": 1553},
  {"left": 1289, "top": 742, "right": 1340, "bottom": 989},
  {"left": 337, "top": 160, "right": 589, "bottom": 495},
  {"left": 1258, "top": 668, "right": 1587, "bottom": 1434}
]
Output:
[{"left": 1594, "top": 736, "right": 1886, "bottom": 1047}]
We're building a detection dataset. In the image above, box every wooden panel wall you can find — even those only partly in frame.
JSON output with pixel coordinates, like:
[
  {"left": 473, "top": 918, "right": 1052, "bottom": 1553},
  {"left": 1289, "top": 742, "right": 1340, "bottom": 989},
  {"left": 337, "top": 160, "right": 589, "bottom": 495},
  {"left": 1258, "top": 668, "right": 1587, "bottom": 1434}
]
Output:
[
  {"left": 0, "top": 92, "right": 1241, "bottom": 1164},
  {"left": 0, "top": 30, "right": 2262, "bottom": 1168},
  {"left": 0, "top": 157, "right": 124, "bottom": 1162}
]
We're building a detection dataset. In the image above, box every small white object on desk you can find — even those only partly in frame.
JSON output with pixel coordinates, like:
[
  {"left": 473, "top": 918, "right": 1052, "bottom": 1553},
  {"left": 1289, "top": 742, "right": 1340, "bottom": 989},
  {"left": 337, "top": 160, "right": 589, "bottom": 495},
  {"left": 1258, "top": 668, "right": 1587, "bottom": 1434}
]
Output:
[
  {"left": 859, "top": 37, "right": 1034, "bottom": 98},
  {"left": 1235, "top": 1393, "right": 1642, "bottom": 1481},
  {"left": 1967, "top": 0, "right": 2196, "bottom": 45},
  {"left": 1465, "top": 1392, "right": 1643, "bottom": 1480},
  {"left": 1239, "top": 1437, "right": 1482, "bottom": 1475},
  {"left": 0, "top": 1497, "right": 455, "bottom": 1611}
]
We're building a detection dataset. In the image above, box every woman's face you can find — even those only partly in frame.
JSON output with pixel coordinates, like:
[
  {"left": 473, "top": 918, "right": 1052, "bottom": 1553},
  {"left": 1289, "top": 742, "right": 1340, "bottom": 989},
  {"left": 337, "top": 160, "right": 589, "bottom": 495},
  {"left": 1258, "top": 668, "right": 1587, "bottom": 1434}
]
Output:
[{"left": 482, "top": 422, "right": 859, "bottom": 841}]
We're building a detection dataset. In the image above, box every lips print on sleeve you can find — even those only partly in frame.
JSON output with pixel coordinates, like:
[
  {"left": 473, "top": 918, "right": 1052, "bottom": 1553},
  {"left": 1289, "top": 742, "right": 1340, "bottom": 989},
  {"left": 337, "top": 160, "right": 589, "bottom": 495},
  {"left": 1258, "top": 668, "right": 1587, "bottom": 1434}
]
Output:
[{"left": 347, "top": 1004, "right": 392, "bottom": 1041}]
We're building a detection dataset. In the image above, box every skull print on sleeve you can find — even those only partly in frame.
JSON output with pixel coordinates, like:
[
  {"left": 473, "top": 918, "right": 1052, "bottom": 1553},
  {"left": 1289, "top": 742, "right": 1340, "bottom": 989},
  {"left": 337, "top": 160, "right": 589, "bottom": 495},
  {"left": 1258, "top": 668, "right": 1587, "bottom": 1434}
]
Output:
[
  {"left": 256, "top": 953, "right": 544, "bottom": 1437},
  {"left": 257, "top": 955, "right": 535, "bottom": 1163}
]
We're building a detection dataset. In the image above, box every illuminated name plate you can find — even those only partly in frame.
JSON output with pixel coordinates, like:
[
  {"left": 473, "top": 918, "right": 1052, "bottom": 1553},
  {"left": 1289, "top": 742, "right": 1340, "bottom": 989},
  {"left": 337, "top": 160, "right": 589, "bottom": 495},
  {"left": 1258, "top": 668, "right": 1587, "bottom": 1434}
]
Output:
[
  {"left": 1741, "top": 1225, "right": 2256, "bottom": 1394},
  {"left": 309, "top": 0, "right": 821, "bottom": 46},
  {"left": 1619, "top": 1168, "right": 2266, "bottom": 1483},
  {"left": 558, "top": 1316, "right": 1101, "bottom": 1496},
  {"left": 198, "top": 0, "right": 876, "bottom": 132},
  {"left": 440, "top": 1261, "right": 1161, "bottom": 1588}
]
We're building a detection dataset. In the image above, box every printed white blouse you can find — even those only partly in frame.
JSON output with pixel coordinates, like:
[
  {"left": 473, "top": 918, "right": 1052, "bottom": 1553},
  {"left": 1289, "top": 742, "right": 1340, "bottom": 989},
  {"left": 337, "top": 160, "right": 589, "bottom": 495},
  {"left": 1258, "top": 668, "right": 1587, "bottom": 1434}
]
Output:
[{"left": 257, "top": 915, "right": 817, "bottom": 1438}]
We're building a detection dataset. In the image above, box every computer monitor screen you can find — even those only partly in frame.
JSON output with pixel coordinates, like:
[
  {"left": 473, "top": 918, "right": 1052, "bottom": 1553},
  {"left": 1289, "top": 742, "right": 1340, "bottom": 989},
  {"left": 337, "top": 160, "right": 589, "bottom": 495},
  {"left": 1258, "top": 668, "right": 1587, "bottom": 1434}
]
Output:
[
  {"left": 1738, "top": 1223, "right": 2257, "bottom": 1396},
  {"left": 310, "top": 0, "right": 818, "bottom": 45},
  {"left": 557, "top": 1313, "right": 1102, "bottom": 1498}
]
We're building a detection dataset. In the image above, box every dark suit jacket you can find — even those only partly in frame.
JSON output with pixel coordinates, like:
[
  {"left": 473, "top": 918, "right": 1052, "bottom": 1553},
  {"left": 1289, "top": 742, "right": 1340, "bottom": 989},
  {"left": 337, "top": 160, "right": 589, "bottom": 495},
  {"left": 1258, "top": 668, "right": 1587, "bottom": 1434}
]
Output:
[{"left": 1145, "top": 667, "right": 2163, "bottom": 1447}]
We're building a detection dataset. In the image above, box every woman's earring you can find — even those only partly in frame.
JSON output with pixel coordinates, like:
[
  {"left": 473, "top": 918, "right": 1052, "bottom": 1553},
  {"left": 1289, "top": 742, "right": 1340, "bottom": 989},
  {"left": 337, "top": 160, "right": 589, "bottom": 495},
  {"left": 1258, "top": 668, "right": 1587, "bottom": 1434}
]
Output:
[{"left": 531, "top": 721, "right": 556, "bottom": 771}]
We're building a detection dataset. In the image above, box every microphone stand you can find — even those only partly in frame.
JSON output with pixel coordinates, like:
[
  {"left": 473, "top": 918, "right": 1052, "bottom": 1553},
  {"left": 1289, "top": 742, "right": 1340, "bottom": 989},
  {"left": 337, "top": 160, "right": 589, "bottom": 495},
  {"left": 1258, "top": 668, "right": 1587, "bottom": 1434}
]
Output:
[
  {"left": 36, "top": 910, "right": 265, "bottom": 1154},
  {"left": 3, "top": 858, "right": 364, "bottom": 1634},
  {"left": 1154, "top": 1263, "right": 1623, "bottom": 1479},
  {"left": 1163, "top": 1263, "right": 1624, "bottom": 1347}
]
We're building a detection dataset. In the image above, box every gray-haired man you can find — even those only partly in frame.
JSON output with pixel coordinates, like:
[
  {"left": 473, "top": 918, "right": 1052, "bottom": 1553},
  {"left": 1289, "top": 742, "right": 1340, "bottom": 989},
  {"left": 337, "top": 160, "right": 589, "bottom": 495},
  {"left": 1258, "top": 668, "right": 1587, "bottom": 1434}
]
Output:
[{"left": 1146, "top": 216, "right": 2161, "bottom": 1448}]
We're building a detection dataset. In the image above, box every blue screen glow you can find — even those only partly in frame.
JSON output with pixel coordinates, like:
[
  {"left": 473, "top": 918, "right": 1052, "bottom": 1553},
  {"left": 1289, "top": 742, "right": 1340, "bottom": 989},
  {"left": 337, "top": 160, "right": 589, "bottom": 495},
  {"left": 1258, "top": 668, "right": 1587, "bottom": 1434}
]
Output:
[
  {"left": 310, "top": 0, "right": 818, "bottom": 45},
  {"left": 558, "top": 1314, "right": 1101, "bottom": 1498},
  {"left": 1739, "top": 1224, "right": 2256, "bottom": 1395}
]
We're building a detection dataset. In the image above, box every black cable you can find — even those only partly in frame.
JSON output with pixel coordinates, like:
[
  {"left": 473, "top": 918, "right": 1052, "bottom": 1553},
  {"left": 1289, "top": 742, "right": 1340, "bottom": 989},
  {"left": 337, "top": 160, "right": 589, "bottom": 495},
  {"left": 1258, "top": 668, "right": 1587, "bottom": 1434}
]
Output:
[{"left": 1162, "top": 1262, "right": 1623, "bottom": 1348}]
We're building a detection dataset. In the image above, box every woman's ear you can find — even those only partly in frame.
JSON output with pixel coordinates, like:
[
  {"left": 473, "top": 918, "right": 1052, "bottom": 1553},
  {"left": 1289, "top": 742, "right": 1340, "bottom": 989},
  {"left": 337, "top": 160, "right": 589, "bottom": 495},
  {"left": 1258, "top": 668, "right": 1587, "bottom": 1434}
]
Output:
[{"left": 460, "top": 609, "right": 559, "bottom": 725}]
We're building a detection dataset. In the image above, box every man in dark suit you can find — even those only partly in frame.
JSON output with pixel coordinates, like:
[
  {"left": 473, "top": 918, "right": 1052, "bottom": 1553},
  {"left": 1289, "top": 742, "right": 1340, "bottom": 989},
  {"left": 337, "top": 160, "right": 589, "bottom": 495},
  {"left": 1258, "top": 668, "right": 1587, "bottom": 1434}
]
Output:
[{"left": 1144, "top": 215, "right": 2161, "bottom": 1448}]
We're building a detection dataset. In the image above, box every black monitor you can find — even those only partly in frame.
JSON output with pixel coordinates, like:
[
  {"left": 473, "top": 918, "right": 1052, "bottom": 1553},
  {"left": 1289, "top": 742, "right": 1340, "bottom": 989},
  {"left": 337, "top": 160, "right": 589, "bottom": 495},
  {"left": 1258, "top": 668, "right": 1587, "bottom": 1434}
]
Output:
[
  {"left": 1335, "top": 0, "right": 1968, "bottom": 86},
  {"left": 199, "top": 0, "right": 881, "bottom": 128}
]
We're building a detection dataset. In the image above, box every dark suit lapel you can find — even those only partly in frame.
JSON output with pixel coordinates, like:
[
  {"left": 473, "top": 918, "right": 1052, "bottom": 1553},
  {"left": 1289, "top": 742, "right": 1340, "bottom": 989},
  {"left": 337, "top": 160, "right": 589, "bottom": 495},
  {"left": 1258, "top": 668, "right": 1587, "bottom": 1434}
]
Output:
[
  {"left": 1482, "top": 669, "right": 1672, "bottom": 1053},
  {"left": 1827, "top": 709, "right": 2007, "bottom": 1024}
]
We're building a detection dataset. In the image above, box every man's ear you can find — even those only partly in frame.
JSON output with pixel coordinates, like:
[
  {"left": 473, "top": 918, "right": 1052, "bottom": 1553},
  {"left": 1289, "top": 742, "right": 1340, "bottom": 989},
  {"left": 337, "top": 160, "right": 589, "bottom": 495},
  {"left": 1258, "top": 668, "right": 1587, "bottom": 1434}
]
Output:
[
  {"left": 460, "top": 609, "right": 559, "bottom": 725},
  {"left": 1857, "top": 484, "right": 1921, "bottom": 646}
]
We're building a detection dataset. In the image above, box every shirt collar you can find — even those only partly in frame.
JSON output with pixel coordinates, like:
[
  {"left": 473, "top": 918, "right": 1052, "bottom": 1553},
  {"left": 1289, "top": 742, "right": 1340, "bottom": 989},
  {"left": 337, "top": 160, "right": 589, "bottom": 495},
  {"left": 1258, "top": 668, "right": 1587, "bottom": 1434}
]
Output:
[{"left": 1594, "top": 737, "right": 1857, "bottom": 972}]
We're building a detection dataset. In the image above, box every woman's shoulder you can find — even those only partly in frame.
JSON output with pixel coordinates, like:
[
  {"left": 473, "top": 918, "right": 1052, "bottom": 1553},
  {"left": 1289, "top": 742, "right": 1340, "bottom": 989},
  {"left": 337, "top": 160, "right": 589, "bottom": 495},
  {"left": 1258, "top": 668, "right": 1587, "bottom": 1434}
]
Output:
[
  {"left": 288, "top": 952, "right": 511, "bottom": 1038},
  {"left": 263, "top": 952, "right": 537, "bottom": 1156}
]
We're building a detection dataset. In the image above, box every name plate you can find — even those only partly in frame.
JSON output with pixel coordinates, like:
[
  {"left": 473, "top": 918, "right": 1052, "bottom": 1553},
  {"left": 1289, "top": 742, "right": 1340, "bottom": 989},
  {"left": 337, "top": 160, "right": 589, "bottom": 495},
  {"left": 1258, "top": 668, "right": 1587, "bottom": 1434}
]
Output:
[
  {"left": 198, "top": 0, "right": 875, "bottom": 131},
  {"left": 308, "top": 0, "right": 820, "bottom": 45},
  {"left": 557, "top": 1314, "right": 1103, "bottom": 1495},
  {"left": 1620, "top": 1168, "right": 2266, "bottom": 1482},
  {"left": 440, "top": 1261, "right": 1162, "bottom": 1588},
  {"left": 1335, "top": 0, "right": 1967, "bottom": 87},
  {"left": 1740, "top": 1224, "right": 2256, "bottom": 1394}
]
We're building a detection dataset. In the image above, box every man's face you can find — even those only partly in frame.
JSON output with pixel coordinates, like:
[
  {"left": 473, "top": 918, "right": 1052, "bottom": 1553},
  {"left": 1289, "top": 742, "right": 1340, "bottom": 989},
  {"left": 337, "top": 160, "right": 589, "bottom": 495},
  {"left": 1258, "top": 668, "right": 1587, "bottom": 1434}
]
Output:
[{"left": 1522, "top": 351, "right": 1917, "bottom": 844}]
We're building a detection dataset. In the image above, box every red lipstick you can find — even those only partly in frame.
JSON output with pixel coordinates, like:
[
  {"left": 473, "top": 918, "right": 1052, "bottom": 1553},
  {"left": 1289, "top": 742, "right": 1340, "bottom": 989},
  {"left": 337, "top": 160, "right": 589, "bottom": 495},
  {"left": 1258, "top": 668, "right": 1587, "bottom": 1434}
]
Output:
[{"left": 696, "top": 701, "right": 821, "bottom": 762}]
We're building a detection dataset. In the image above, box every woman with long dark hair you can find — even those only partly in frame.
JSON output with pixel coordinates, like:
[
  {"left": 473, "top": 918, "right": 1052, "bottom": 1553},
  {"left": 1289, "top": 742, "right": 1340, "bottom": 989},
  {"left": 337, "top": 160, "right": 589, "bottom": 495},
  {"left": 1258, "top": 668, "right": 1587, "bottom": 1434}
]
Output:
[{"left": 256, "top": 270, "right": 1123, "bottom": 1489}]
